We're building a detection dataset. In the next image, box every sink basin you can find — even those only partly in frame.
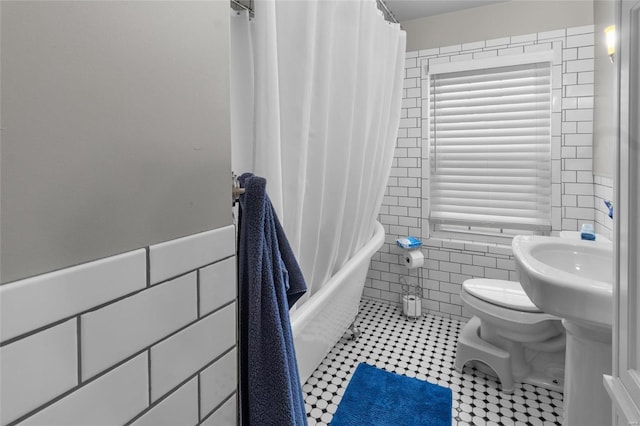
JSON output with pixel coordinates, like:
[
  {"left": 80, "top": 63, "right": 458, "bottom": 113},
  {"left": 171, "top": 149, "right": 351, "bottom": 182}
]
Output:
[{"left": 512, "top": 235, "right": 613, "bottom": 328}]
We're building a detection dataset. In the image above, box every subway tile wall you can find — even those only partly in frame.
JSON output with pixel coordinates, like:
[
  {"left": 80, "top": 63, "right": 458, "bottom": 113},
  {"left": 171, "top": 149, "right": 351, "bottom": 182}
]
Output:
[
  {"left": 364, "top": 26, "right": 613, "bottom": 322},
  {"left": 594, "top": 175, "right": 614, "bottom": 240},
  {"left": 0, "top": 225, "right": 237, "bottom": 426}
]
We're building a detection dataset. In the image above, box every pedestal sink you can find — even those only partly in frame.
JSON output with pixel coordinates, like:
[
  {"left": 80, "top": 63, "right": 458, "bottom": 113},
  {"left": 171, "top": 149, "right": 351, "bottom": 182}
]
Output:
[{"left": 512, "top": 235, "right": 613, "bottom": 426}]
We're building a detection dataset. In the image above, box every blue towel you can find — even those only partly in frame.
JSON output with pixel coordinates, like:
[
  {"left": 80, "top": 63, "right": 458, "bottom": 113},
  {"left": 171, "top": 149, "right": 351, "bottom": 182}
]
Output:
[{"left": 238, "top": 173, "right": 308, "bottom": 426}]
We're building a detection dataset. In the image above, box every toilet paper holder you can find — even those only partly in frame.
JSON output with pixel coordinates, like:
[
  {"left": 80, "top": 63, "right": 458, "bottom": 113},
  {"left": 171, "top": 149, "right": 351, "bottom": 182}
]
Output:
[
  {"left": 397, "top": 236, "right": 424, "bottom": 319},
  {"left": 400, "top": 276, "right": 420, "bottom": 296},
  {"left": 400, "top": 276, "right": 422, "bottom": 319}
]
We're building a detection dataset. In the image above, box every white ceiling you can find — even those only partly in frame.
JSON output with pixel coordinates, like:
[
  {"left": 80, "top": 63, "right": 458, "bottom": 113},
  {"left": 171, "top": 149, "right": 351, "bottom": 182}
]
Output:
[{"left": 384, "top": 0, "right": 510, "bottom": 22}]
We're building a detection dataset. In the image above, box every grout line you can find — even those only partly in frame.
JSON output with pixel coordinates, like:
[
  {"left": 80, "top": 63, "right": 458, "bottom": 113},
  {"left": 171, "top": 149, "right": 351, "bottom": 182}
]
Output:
[
  {"left": 146, "top": 247, "right": 151, "bottom": 288},
  {"left": 197, "top": 373, "right": 202, "bottom": 421},
  {"left": 196, "top": 270, "right": 201, "bottom": 318},
  {"left": 1, "top": 317, "right": 77, "bottom": 348},
  {"left": 77, "top": 317, "right": 82, "bottom": 385},
  {"left": 148, "top": 348, "right": 152, "bottom": 406}
]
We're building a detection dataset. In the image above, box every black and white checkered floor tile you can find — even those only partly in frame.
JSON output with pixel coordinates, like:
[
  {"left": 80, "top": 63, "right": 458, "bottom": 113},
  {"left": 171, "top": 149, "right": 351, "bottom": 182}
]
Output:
[{"left": 302, "top": 299, "right": 564, "bottom": 426}]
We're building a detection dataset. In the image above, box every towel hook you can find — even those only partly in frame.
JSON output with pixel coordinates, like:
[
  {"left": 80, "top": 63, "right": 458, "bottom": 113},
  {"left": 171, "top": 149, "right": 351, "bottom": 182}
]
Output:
[{"left": 232, "top": 172, "right": 245, "bottom": 205}]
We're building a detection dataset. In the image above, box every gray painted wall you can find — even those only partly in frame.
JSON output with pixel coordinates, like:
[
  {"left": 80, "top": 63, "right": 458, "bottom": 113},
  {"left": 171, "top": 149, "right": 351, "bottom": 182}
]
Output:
[
  {"left": 1, "top": 1, "right": 232, "bottom": 283},
  {"left": 402, "top": 1, "right": 594, "bottom": 51},
  {"left": 593, "top": 0, "right": 616, "bottom": 178}
]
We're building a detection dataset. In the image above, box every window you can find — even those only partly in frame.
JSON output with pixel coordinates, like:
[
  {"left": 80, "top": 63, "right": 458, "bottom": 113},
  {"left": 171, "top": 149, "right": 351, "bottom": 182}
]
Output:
[{"left": 427, "top": 54, "right": 553, "bottom": 235}]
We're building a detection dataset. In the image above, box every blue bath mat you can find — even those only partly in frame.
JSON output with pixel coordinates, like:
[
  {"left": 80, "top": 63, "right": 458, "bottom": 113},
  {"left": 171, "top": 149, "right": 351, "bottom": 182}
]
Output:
[{"left": 330, "top": 363, "right": 452, "bottom": 426}]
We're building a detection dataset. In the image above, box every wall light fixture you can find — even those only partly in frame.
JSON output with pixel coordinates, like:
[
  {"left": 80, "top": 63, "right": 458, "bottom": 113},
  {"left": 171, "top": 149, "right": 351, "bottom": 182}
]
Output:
[{"left": 605, "top": 25, "right": 616, "bottom": 63}]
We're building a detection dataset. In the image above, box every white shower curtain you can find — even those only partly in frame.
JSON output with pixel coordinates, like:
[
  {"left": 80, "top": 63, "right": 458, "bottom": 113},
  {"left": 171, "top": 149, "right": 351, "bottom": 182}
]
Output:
[{"left": 231, "top": 1, "right": 406, "bottom": 303}]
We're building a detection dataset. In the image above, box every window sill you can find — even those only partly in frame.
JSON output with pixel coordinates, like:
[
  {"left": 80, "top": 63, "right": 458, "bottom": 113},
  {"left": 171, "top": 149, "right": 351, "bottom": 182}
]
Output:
[{"left": 426, "top": 229, "right": 516, "bottom": 247}]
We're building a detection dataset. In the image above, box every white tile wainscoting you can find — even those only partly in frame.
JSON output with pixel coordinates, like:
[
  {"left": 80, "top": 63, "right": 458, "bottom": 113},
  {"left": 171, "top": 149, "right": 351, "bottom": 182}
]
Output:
[
  {"left": 365, "top": 25, "right": 615, "bottom": 321},
  {"left": 0, "top": 225, "right": 237, "bottom": 426}
]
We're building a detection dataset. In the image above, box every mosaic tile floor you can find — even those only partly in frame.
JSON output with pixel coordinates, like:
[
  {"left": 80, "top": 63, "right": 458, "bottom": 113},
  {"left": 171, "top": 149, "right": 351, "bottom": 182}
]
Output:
[{"left": 302, "top": 299, "right": 564, "bottom": 426}]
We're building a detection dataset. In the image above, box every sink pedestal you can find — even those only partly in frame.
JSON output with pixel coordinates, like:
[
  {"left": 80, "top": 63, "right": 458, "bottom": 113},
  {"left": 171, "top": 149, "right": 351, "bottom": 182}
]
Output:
[
  {"left": 562, "top": 319, "right": 612, "bottom": 426},
  {"left": 512, "top": 235, "right": 613, "bottom": 426}
]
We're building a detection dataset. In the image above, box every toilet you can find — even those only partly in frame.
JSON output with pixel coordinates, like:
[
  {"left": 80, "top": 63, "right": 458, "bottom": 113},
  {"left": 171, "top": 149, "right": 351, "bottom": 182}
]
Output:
[{"left": 455, "top": 278, "right": 566, "bottom": 393}]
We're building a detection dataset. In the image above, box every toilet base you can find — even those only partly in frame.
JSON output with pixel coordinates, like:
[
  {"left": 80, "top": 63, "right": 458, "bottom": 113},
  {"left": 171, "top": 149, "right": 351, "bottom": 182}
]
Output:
[
  {"left": 455, "top": 316, "right": 565, "bottom": 393},
  {"left": 455, "top": 316, "right": 514, "bottom": 393}
]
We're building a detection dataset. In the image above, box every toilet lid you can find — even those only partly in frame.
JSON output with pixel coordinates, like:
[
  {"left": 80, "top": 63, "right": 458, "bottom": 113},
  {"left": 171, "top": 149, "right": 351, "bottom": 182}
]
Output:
[{"left": 462, "top": 279, "right": 541, "bottom": 312}]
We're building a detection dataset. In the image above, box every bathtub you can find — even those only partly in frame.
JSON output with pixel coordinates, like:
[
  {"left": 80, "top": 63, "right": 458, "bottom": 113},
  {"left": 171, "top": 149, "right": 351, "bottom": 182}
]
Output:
[{"left": 291, "top": 220, "right": 385, "bottom": 384}]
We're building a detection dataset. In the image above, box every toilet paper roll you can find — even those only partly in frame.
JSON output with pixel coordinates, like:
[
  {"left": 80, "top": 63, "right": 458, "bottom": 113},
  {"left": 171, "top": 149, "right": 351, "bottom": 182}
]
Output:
[
  {"left": 403, "top": 295, "right": 422, "bottom": 318},
  {"left": 403, "top": 250, "right": 424, "bottom": 269}
]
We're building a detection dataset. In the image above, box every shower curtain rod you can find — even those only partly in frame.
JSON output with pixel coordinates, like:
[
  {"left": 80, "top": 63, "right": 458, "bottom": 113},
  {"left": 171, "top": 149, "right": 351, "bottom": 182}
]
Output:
[
  {"left": 228, "top": 0, "right": 398, "bottom": 24},
  {"left": 230, "top": 0, "right": 253, "bottom": 16},
  {"left": 376, "top": 0, "right": 399, "bottom": 24}
]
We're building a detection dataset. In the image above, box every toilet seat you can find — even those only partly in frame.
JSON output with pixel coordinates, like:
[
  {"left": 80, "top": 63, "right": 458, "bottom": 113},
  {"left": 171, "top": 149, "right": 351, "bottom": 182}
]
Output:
[
  {"left": 463, "top": 279, "right": 541, "bottom": 313},
  {"left": 461, "top": 279, "right": 559, "bottom": 325}
]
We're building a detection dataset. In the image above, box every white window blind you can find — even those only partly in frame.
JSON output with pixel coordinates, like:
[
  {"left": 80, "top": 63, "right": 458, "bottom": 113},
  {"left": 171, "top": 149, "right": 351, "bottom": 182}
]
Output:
[{"left": 429, "top": 61, "right": 552, "bottom": 231}]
